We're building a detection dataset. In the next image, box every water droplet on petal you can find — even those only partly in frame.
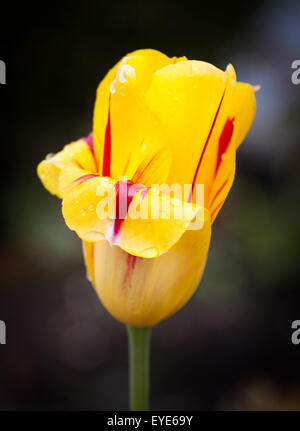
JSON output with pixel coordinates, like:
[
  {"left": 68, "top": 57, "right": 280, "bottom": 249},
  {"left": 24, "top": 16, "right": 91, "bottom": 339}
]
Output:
[
  {"left": 110, "top": 63, "right": 136, "bottom": 93},
  {"left": 80, "top": 209, "right": 86, "bottom": 216},
  {"left": 192, "top": 64, "right": 199, "bottom": 73},
  {"left": 141, "top": 247, "right": 159, "bottom": 258},
  {"left": 46, "top": 153, "right": 54, "bottom": 160},
  {"left": 118, "top": 64, "right": 136, "bottom": 83},
  {"left": 110, "top": 79, "right": 116, "bottom": 94}
]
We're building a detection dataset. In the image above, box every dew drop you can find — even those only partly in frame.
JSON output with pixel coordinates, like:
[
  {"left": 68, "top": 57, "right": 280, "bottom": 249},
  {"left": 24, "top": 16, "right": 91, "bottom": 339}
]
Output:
[
  {"left": 110, "top": 63, "right": 136, "bottom": 93},
  {"left": 192, "top": 64, "right": 199, "bottom": 73},
  {"left": 110, "top": 79, "right": 116, "bottom": 94},
  {"left": 118, "top": 64, "right": 136, "bottom": 83},
  {"left": 141, "top": 247, "right": 159, "bottom": 258}
]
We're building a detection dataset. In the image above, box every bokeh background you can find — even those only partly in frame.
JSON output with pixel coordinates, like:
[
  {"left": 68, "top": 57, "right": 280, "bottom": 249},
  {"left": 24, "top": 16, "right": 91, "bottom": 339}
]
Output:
[{"left": 0, "top": 0, "right": 300, "bottom": 410}]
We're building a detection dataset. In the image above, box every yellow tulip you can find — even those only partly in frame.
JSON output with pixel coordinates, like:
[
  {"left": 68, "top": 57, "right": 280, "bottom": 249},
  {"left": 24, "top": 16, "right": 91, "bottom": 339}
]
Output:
[{"left": 37, "top": 49, "right": 256, "bottom": 328}]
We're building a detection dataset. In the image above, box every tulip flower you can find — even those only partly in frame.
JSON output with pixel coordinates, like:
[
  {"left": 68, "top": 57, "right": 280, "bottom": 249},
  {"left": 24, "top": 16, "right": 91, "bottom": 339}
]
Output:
[{"left": 37, "top": 49, "right": 256, "bottom": 410}]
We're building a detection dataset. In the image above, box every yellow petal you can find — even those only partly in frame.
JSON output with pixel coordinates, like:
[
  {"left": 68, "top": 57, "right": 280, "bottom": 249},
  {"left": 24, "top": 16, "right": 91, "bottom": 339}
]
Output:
[
  {"left": 195, "top": 81, "right": 255, "bottom": 185},
  {"left": 145, "top": 60, "right": 228, "bottom": 189},
  {"left": 194, "top": 79, "right": 256, "bottom": 217},
  {"left": 229, "top": 82, "right": 256, "bottom": 149},
  {"left": 93, "top": 49, "right": 183, "bottom": 181},
  {"left": 109, "top": 76, "right": 172, "bottom": 185},
  {"left": 37, "top": 137, "right": 96, "bottom": 198},
  {"left": 146, "top": 61, "right": 256, "bottom": 216},
  {"left": 62, "top": 175, "right": 116, "bottom": 242},
  {"left": 93, "top": 208, "right": 211, "bottom": 327},
  {"left": 117, "top": 186, "right": 203, "bottom": 257},
  {"left": 61, "top": 175, "right": 203, "bottom": 258},
  {"left": 208, "top": 151, "right": 236, "bottom": 223},
  {"left": 82, "top": 241, "right": 95, "bottom": 285}
]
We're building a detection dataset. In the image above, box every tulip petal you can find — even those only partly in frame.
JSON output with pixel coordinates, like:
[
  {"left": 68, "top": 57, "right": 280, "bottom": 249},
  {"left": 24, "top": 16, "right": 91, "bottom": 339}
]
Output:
[
  {"left": 194, "top": 80, "right": 256, "bottom": 219},
  {"left": 62, "top": 175, "right": 204, "bottom": 258},
  {"left": 146, "top": 61, "right": 256, "bottom": 221},
  {"left": 208, "top": 152, "right": 236, "bottom": 223},
  {"left": 37, "top": 137, "right": 97, "bottom": 198},
  {"left": 109, "top": 82, "right": 172, "bottom": 185},
  {"left": 117, "top": 186, "right": 203, "bottom": 258},
  {"left": 82, "top": 241, "right": 95, "bottom": 285},
  {"left": 62, "top": 175, "right": 116, "bottom": 242},
  {"left": 93, "top": 208, "right": 211, "bottom": 327},
  {"left": 93, "top": 49, "right": 179, "bottom": 178},
  {"left": 145, "top": 60, "right": 228, "bottom": 189},
  {"left": 228, "top": 81, "right": 256, "bottom": 149}
]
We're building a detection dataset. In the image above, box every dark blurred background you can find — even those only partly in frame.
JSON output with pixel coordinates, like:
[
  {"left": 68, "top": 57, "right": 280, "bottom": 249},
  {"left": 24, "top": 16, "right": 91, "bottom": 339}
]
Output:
[{"left": 0, "top": 0, "right": 300, "bottom": 410}]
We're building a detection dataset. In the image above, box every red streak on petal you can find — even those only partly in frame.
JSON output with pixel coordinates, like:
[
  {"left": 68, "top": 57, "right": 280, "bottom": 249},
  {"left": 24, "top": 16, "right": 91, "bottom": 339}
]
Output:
[
  {"left": 102, "top": 97, "right": 112, "bottom": 176},
  {"left": 132, "top": 153, "right": 156, "bottom": 184},
  {"left": 215, "top": 117, "right": 235, "bottom": 175},
  {"left": 123, "top": 253, "right": 140, "bottom": 289},
  {"left": 73, "top": 159, "right": 84, "bottom": 170},
  {"left": 210, "top": 200, "right": 224, "bottom": 222},
  {"left": 73, "top": 174, "right": 98, "bottom": 186},
  {"left": 188, "top": 89, "right": 226, "bottom": 203},
  {"left": 112, "top": 180, "right": 144, "bottom": 241},
  {"left": 122, "top": 157, "right": 130, "bottom": 176},
  {"left": 209, "top": 177, "right": 229, "bottom": 209}
]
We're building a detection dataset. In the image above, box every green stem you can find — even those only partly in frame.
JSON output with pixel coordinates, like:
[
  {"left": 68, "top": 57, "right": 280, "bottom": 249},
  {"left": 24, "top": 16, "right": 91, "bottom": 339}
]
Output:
[{"left": 127, "top": 326, "right": 151, "bottom": 411}]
